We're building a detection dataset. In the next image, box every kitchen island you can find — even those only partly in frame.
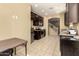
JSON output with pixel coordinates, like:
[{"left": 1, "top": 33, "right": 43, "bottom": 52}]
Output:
[{"left": 60, "top": 34, "right": 79, "bottom": 56}]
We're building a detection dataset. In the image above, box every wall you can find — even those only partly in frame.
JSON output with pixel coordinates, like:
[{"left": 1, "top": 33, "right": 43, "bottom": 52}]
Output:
[
  {"left": 77, "top": 23, "right": 79, "bottom": 34},
  {"left": 59, "top": 13, "right": 67, "bottom": 31},
  {"left": 0, "top": 4, "right": 31, "bottom": 44},
  {"left": 43, "top": 17, "right": 48, "bottom": 37}
]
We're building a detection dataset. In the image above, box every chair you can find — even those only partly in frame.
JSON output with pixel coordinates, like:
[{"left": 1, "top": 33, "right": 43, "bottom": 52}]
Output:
[{"left": 0, "top": 49, "right": 13, "bottom": 56}]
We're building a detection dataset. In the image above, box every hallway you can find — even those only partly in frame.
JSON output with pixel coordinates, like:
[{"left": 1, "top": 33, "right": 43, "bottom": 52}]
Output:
[
  {"left": 27, "top": 35, "right": 60, "bottom": 56},
  {"left": 14, "top": 25, "right": 61, "bottom": 56}
]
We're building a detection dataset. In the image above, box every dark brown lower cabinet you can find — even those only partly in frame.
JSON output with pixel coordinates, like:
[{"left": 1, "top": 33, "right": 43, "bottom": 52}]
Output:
[
  {"left": 73, "top": 41, "right": 79, "bottom": 56},
  {"left": 60, "top": 39, "right": 79, "bottom": 56},
  {"left": 33, "top": 29, "right": 46, "bottom": 40}
]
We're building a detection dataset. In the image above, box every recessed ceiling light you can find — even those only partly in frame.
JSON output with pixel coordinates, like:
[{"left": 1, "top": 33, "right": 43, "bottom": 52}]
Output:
[
  {"left": 49, "top": 7, "right": 53, "bottom": 10},
  {"left": 34, "top": 4, "right": 38, "bottom": 7}
]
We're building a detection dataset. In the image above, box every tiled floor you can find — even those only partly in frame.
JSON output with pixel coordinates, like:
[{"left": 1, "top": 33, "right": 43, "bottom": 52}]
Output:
[
  {"left": 27, "top": 35, "right": 60, "bottom": 56},
  {"left": 16, "top": 28, "right": 61, "bottom": 56}
]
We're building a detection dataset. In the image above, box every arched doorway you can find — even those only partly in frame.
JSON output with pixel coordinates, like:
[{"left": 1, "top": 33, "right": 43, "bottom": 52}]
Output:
[{"left": 48, "top": 18, "right": 60, "bottom": 36}]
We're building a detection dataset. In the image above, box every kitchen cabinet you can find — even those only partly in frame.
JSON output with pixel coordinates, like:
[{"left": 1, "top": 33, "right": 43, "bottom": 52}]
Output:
[
  {"left": 60, "top": 35, "right": 74, "bottom": 56},
  {"left": 68, "top": 3, "right": 78, "bottom": 23},
  {"left": 60, "top": 39, "right": 74, "bottom": 56},
  {"left": 64, "top": 12, "right": 69, "bottom": 26},
  {"left": 73, "top": 41, "right": 79, "bottom": 56},
  {"left": 65, "top": 3, "right": 79, "bottom": 26},
  {"left": 33, "top": 29, "right": 46, "bottom": 40},
  {"left": 31, "top": 12, "right": 43, "bottom": 26},
  {"left": 60, "top": 36, "right": 79, "bottom": 56}
]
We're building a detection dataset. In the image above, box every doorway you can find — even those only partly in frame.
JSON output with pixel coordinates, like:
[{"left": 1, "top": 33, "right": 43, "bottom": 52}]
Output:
[{"left": 48, "top": 18, "right": 60, "bottom": 36}]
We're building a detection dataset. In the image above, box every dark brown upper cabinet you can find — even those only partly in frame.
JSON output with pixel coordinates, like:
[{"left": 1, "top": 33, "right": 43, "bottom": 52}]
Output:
[
  {"left": 65, "top": 3, "right": 79, "bottom": 26},
  {"left": 31, "top": 12, "right": 43, "bottom": 26}
]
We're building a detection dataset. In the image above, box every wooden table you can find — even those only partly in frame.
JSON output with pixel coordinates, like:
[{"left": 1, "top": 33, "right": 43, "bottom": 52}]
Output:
[{"left": 0, "top": 38, "right": 27, "bottom": 56}]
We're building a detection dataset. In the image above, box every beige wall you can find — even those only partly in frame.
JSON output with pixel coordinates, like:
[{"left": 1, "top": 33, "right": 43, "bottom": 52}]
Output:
[
  {"left": 59, "top": 13, "right": 67, "bottom": 31},
  {"left": 43, "top": 17, "right": 48, "bottom": 37},
  {"left": 0, "top": 4, "right": 31, "bottom": 44},
  {"left": 77, "top": 23, "right": 79, "bottom": 34}
]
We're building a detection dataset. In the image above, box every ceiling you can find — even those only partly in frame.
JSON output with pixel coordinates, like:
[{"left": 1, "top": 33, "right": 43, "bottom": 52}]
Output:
[{"left": 31, "top": 3, "right": 66, "bottom": 17}]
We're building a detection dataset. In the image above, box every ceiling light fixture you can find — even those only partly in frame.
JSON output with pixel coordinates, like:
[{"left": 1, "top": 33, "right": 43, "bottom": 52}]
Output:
[{"left": 34, "top": 4, "right": 38, "bottom": 7}]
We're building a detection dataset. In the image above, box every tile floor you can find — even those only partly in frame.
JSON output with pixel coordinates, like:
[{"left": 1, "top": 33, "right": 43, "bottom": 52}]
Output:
[
  {"left": 15, "top": 35, "right": 60, "bottom": 56},
  {"left": 27, "top": 35, "right": 60, "bottom": 56},
  {"left": 16, "top": 28, "right": 61, "bottom": 56}
]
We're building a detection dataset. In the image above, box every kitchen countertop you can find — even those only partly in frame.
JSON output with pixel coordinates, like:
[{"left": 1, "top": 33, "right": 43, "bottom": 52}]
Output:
[
  {"left": 59, "top": 33, "right": 79, "bottom": 41},
  {"left": 60, "top": 33, "right": 76, "bottom": 36}
]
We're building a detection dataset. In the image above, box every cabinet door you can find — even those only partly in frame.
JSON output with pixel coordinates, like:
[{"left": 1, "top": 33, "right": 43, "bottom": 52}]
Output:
[
  {"left": 64, "top": 12, "right": 69, "bottom": 26},
  {"left": 31, "top": 12, "right": 43, "bottom": 26},
  {"left": 73, "top": 41, "right": 79, "bottom": 56},
  {"left": 65, "top": 3, "right": 78, "bottom": 26},
  {"left": 74, "top": 48, "right": 79, "bottom": 56},
  {"left": 68, "top": 3, "right": 78, "bottom": 23},
  {"left": 60, "top": 39, "right": 74, "bottom": 56}
]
